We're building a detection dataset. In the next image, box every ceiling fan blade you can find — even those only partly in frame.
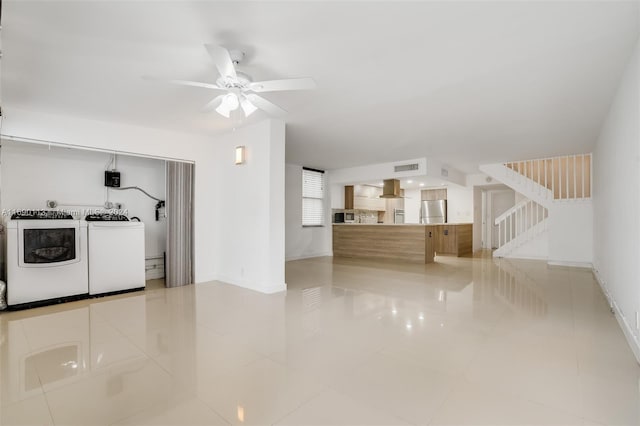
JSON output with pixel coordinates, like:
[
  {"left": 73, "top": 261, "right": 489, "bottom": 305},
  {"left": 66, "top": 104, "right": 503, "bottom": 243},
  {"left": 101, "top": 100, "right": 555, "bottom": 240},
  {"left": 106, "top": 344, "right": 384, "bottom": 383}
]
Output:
[
  {"left": 142, "top": 76, "right": 223, "bottom": 91},
  {"left": 202, "top": 95, "right": 226, "bottom": 112},
  {"left": 167, "top": 79, "right": 225, "bottom": 91},
  {"left": 246, "top": 94, "right": 287, "bottom": 117},
  {"left": 240, "top": 97, "right": 258, "bottom": 117},
  {"left": 205, "top": 44, "right": 237, "bottom": 79},
  {"left": 249, "top": 78, "right": 316, "bottom": 93}
]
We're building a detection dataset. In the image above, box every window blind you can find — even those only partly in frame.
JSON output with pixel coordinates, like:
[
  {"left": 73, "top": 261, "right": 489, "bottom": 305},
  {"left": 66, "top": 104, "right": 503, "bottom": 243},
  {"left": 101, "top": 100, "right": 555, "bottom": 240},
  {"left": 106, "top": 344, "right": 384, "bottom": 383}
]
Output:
[{"left": 302, "top": 167, "right": 325, "bottom": 226}]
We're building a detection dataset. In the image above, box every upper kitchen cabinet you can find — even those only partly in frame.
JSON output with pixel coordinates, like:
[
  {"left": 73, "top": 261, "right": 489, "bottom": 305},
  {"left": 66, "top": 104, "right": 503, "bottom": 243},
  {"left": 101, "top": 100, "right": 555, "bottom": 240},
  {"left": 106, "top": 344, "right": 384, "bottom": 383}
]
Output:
[
  {"left": 345, "top": 185, "right": 386, "bottom": 211},
  {"left": 421, "top": 188, "right": 448, "bottom": 201},
  {"left": 344, "top": 185, "right": 354, "bottom": 209}
]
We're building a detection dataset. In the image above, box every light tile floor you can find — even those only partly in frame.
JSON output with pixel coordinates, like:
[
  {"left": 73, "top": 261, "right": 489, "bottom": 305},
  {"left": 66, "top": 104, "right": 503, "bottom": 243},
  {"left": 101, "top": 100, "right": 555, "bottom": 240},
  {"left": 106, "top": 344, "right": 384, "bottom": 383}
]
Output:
[{"left": 1, "top": 255, "right": 639, "bottom": 425}]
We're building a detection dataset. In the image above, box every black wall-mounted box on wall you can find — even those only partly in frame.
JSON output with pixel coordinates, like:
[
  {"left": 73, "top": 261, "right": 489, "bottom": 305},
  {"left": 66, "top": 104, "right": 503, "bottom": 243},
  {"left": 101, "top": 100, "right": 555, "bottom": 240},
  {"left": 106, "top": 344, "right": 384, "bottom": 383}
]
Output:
[{"left": 104, "top": 171, "right": 121, "bottom": 188}]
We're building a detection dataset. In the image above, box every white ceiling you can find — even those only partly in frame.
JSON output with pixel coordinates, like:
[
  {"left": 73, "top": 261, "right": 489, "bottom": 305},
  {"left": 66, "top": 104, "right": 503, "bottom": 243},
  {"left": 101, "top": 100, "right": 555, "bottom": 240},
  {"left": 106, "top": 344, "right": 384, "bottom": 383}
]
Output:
[{"left": 2, "top": 1, "right": 638, "bottom": 173}]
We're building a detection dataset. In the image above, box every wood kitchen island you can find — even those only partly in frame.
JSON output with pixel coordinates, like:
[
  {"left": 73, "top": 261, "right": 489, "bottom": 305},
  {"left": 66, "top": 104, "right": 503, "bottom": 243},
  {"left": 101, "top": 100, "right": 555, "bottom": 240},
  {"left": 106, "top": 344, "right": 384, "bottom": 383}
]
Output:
[{"left": 333, "top": 223, "right": 472, "bottom": 264}]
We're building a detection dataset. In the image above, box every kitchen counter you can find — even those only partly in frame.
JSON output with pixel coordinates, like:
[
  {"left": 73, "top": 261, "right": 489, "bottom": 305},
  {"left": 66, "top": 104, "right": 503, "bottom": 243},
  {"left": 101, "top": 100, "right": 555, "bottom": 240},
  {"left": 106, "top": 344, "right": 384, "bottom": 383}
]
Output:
[
  {"left": 332, "top": 223, "right": 473, "bottom": 263},
  {"left": 332, "top": 223, "right": 472, "bottom": 226}
]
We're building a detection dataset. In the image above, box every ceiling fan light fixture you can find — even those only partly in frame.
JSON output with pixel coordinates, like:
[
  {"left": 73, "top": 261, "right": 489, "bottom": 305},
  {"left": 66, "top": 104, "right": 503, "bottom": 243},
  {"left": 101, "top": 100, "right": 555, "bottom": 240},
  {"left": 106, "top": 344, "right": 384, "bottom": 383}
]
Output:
[
  {"left": 215, "top": 103, "right": 231, "bottom": 118},
  {"left": 241, "top": 98, "right": 258, "bottom": 117},
  {"left": 222, "top": 93, "right": 240, "bottom": 110}
]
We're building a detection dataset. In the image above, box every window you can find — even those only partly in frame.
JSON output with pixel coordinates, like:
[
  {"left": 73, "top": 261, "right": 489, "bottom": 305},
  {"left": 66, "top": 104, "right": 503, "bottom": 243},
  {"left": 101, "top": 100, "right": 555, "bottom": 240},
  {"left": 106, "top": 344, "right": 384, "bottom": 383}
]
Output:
[{"left": 302, "top": 167, "right": 325, "bottom": 226}]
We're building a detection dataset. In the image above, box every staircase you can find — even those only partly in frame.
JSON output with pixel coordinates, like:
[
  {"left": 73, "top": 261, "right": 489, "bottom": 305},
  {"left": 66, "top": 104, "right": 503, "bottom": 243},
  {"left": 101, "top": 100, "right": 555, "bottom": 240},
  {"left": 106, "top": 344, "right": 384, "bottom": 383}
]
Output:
[
  {"left": 480, "top": 154, "right": 591, "bottom": 258},
  {"left": 493, "top": 199, "right": 548, "bottom": 257}
]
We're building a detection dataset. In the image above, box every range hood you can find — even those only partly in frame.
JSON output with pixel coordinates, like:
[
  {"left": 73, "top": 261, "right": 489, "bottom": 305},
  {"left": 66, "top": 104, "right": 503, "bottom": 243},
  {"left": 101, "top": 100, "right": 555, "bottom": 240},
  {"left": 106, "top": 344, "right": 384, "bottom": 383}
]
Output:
[{"left": 379, "top": 179, "right": 402, "bottom": 198}]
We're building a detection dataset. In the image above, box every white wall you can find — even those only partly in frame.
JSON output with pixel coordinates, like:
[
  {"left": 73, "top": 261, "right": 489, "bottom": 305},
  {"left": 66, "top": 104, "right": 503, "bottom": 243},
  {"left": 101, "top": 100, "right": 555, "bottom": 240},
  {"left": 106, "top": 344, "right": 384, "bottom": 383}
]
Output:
[
  {"left": 404, "top": 189, "right": 421, "bottom": 224},
  {"left": 507, "top": 232, "right": 548, "bottom": 260},
  {"left": 592, "top": 37, "right": 640, "bottom": 361},
  {"left": 330, "top": 183, "right": 345, "bottom": 209},
  {"left": 0, "top": 141, "right": 167, "bottom": 279},
  {"left": 2, "top": 108, "right": 286, "bottom": 292},
  {"left": 210, "top": 120, "right": 286, "bottom": 293},
  {"left": 426, "top": 158, "right": 466, "bottom": 186},
  {"left": 547, "top": 202, "right": 593, "bottom": 267},
  {"left": 285, "top": 164, "right": 332, "bottom": 260},
  {"left": 446, "top": 184, "right": 474, "bottom": 223},
  {"left": 329, "top": 158, "right": 427, "bottom": 184}
]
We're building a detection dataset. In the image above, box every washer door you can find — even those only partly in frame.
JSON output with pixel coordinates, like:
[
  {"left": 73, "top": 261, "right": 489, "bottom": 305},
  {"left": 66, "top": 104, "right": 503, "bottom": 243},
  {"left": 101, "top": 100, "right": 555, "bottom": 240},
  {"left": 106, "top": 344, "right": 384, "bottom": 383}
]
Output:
[{"left": 18, "top": 220, "right": 81, "bottom": 268}]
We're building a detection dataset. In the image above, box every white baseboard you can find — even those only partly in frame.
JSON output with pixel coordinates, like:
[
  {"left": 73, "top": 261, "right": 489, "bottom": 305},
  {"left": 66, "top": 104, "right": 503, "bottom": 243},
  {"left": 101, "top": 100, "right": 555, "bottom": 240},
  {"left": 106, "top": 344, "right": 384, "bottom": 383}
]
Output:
[
  {"left": 501, "top": 254, "right": 548, "bottom": 261},
  {"left": 547, "top": 260, "right": 593, "bottom": 269},
  {"left": 285, "top": 251, "right": 333, "bottom": 261},
  {"left": 212, "top": 274, "right": 287, "bottom": 294},
  {"left": 592, "top": 269, "right": 640, "bottom": 364}
]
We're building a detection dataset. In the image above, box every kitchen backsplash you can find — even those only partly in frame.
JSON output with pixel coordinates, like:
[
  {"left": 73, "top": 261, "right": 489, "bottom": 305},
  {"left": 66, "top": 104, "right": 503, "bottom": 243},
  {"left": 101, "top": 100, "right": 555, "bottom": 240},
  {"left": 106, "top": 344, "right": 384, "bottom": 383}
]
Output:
[{"left": 332, "top": 209, "right": 380, "bottom": 224}]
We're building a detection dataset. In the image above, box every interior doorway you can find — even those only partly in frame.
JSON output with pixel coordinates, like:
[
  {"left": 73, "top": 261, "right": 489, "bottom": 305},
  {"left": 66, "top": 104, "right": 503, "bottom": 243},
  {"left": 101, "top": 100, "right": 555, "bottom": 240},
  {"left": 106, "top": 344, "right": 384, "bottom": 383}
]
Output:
[{"left": 0, "top": 137, "right": 195, "bottom": 292}]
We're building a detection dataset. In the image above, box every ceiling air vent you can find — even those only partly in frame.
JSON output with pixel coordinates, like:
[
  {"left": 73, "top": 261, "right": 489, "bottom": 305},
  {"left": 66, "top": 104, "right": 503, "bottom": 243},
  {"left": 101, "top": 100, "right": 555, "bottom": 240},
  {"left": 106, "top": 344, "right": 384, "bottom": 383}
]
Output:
[{"left": 394, "top": 163, "right": 419, "bottom": 173}]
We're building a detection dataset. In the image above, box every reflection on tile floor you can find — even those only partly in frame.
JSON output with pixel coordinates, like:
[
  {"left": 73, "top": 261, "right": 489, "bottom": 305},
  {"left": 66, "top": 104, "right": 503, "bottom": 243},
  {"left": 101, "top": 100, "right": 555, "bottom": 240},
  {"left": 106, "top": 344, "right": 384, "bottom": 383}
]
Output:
[{"left": 1, "top": 255, "right": 639, "bottom": 425}]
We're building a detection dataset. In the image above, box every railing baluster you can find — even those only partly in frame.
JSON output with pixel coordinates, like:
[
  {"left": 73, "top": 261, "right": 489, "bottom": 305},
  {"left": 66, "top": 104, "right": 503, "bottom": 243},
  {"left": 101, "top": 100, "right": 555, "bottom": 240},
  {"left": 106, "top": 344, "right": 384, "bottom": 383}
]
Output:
[
  {"left": 573, "top": 155, "right": 578, "bottom": 199},
  {"left": 581, "top": 154, "right": 585, "bottom": 198},
  {"left": 537, "top": 160, "right": 541, "bottom": 193},
  {"left": 551, "top": 158, "right": 555, "bottom": 199},
  {"left": 565, "top": 156, "right": 569, "bottom": 200}
]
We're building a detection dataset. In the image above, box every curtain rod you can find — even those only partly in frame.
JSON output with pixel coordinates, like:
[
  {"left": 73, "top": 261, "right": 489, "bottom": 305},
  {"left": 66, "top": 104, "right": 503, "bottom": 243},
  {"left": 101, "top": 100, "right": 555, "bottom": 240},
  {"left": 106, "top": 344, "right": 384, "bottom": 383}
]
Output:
[{"left": 0, "top": 133, "right": 196, "bottom": 164}]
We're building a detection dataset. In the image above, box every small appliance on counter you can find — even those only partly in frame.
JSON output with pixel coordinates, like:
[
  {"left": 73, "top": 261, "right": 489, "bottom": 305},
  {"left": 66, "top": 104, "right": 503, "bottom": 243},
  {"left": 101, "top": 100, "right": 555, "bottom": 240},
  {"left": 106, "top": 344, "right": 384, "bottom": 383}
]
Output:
[
  {"left": 85, "top": 213, "right": 145, "bottom": 296},
  {"left": 334, "top": 212, "right": 345, "bottom": 223},
  {"left": 344, "top": 212, "right": 355, "bottom": 223}
]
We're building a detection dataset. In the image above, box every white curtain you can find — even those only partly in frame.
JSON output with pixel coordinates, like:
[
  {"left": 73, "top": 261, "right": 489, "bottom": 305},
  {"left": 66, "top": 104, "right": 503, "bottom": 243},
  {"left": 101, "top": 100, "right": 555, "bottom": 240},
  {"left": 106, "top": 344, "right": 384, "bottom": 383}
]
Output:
[{"left": 165, "top": 161, "right": 194, "bottom": 287}]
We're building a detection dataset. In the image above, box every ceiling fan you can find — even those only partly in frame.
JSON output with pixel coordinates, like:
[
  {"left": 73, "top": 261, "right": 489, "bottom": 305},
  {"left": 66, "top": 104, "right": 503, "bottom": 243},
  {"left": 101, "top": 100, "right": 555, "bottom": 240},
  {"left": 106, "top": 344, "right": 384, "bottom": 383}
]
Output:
[{"left": 156, "top": 45, "right": 316, "bottom": 118}]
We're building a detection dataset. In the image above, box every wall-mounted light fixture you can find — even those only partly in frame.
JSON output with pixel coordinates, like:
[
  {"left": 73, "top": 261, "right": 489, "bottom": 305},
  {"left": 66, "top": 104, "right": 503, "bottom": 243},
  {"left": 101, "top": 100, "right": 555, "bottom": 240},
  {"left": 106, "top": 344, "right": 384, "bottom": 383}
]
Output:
[{"left": 235, "top": 146, "right": 245, "bottom": 165}]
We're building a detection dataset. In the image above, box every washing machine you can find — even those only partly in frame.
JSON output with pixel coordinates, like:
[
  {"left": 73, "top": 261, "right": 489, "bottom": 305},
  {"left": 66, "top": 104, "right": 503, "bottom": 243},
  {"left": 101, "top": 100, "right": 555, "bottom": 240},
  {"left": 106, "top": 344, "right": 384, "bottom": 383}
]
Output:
[
  {"left": 7, "top": 210, "right": 89, "bottom": 306},
  {"left": 86, "top": 214, "right": 145, "bottom": 295}
]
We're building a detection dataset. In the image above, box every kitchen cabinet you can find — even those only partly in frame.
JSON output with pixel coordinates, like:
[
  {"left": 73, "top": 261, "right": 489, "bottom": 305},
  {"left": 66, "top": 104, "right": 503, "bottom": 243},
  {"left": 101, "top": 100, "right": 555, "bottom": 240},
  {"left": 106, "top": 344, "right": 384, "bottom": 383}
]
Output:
[
  {"left": 425, "top": 225, "right": 436, "bottom": 263},
  {"left": 344, "top": 185, "right": 354, "bottom": 210},
  {"left": 434, "top": 224, "right": 472, "bottom": 256},
  {"left": 383, "top": 196, "right": 405, "bottom": 224},
  {"left": 350, "top": 185, "right": 386, "bottom": 211},
  {"left": 421, "top": 188, "right": 448, "bottom": 201}
]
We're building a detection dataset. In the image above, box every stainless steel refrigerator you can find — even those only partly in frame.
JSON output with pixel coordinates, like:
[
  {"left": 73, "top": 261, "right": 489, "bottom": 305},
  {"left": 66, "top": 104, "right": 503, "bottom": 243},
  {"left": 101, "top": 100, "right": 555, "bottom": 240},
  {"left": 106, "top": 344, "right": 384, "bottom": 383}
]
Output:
[{"left": 420, "top": 200, "right": 447, "bottom": 224}]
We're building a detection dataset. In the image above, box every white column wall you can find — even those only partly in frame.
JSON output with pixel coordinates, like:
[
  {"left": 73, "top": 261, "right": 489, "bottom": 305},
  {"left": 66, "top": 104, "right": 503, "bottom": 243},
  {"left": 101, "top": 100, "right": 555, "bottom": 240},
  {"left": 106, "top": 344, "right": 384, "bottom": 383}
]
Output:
[{"left": 592, "top": 37, "right": 640, "bottom": 361}]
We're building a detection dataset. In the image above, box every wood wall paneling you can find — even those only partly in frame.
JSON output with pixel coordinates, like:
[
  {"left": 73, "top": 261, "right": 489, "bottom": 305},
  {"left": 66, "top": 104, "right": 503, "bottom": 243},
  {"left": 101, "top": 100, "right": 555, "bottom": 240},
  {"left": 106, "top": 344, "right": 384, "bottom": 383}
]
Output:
[
  {"left": 333, "top": 225, "right": 426, "bottom": 263},
  {"left": 333, "top": 224, "right": 473, "bottom": 262}
]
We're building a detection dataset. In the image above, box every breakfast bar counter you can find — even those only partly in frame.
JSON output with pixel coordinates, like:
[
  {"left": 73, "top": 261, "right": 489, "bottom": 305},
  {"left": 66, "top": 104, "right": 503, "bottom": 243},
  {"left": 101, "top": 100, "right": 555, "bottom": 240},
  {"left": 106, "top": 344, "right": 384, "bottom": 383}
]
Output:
[{"left": 332, "top": 223, "right": 472, "bottom": 264}]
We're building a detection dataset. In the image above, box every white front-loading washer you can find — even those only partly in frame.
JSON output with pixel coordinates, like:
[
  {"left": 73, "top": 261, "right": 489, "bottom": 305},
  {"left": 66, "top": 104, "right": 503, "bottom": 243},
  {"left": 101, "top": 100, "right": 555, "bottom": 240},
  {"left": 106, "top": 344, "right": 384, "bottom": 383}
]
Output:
[
  {"left": 86, "top": 216, "right": 145, "bottom": 295},
  {"left": 6, "top": 211, "right": 89, "bottom": 306}
]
